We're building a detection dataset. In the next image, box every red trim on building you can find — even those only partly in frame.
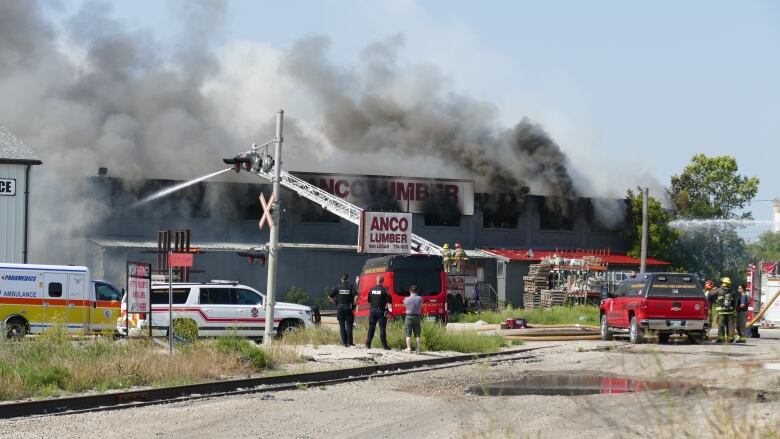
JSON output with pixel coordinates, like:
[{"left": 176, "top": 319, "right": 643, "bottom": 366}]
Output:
[{"left": 479, "top": 248, "right": 670, "bottom": 266}]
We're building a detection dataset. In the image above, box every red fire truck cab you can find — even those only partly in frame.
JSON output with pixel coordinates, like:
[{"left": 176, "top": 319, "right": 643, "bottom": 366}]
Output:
[
  {"left": 600, "top": 272, "right": 709, "bottom": 344},
  {"left": 356, "top": 254, "right": 447, "bottom": 322}
]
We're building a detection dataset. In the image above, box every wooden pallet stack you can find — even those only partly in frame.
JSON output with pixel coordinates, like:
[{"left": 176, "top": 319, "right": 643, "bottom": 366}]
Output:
[
  {"left": 540, "top": 289, "right": 567, "bottom": 308},
  {"left": 522, "top": 264, "right": 551, "bottom": 309}
]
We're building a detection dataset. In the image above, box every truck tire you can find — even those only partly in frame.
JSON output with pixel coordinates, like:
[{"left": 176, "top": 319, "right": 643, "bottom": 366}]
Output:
[
  {"left": 4, "top": 318, "right": 28, "bottom": 339},
  {"left": 275, "top": 319, "right": 303, "bottom": 338},
  {"left": 629, "top": 316, "right": 643, "bottom": 344},
  {"left": 600, "top": 314, "right": 613, "bottom": 341},
  {"left": 658, "top": 332, "right": 670, "bottom": 344},
  {"left": 687, "top": 332, "right": 705, "bottom": 345}
]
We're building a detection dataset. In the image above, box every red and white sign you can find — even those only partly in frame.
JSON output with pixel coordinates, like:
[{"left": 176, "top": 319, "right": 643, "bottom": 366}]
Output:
[
  {"left": 294, "top": 172, "right": 475, "bottom": 215},
  {"left": 258, "top": 193, "right": 275, "bottom": 230},
  {"left": 126, "top": 262, "right": 151, "bottom": 313},
  {"left": 359, "top": 212, "right": 413, "bottom": 254},
  {"left": 169, "top": 252, "right": 193, "bottom": 267}
]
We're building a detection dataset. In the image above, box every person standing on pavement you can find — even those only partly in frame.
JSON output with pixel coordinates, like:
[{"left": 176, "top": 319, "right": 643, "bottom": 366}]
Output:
[
  {"left": 403, "top": 285, "right": 423, "bottom": 354},
  {"left": 365, "top": 276, "right": 391, "bottom": 350},
  {"left": 713, "top": 277, "right": 739, "bottom": 343},
  {"left": 328, "top": 273, "right": 357, "bottom": 347},
  {"left": 736, "top": 285, "right": 749, "bottom": 343}
]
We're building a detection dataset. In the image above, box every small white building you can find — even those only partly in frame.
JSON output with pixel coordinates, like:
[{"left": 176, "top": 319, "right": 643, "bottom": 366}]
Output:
[{"left": 0, "top": 125, "right": 42, "bottom": 263}]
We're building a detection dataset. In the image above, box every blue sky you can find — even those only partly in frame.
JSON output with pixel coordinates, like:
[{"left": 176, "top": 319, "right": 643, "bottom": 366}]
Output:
[{"left": 49, "top": 0, "right": 780, "bottom": 236}]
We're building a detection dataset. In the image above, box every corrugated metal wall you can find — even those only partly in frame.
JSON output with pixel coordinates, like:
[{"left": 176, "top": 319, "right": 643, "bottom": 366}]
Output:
[{"left": 0, "top": 163, "right": 26, "bottom": 263}]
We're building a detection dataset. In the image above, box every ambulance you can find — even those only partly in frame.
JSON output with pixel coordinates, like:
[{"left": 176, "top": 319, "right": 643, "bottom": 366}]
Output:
[{"left": 0, "top": 263, "right": 123, "bottom": 337}]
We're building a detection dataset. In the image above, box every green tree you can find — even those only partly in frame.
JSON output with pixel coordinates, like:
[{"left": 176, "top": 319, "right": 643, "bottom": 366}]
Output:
[
  {"left": 747, "top": 232, "right": 780, "bottom": 261},
  {"left": 669, "top": 154, "right": 759, "bottom": 219},
  {"left": 667, "top": 154, "right": 759, "bottom": 280},
  {"left": 621, "top": 189, "right": 679, "bottom": 264}
]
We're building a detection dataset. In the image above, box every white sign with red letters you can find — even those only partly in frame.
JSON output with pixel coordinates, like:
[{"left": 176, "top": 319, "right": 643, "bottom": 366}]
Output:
[
  {"left": 359, "top": 212, "right": 413, "bottom": 254},
  {"left": 126, "top": 262, "right": 151, "bottom": 313},
  {"left": 294, "top": 172, "right": 474, "bottom": 215}
]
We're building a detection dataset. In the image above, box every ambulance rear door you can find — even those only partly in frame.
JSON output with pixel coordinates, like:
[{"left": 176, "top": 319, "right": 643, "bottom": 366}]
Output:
[
  {"left": 41, "top": 272, "right": 68, "bottom": 331},
  {"left": 67, "top": 271, "right": 88, "bottom": 331}
]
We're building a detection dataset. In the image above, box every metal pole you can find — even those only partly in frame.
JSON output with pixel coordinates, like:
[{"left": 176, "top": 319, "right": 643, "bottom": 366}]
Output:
[
  {"left": 263, "top": 110, "right": 283, "bottom": 345},
  {"left": 169, "top": 255, "right": 173, "bottom": 354},
  {"left": 640, "top": 187, "right": 649, "bottom": 273}
]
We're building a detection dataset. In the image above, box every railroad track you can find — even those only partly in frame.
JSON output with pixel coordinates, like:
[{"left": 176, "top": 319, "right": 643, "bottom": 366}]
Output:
[{"left": 0, "top": 347, "right": 545, "bottom": 420}]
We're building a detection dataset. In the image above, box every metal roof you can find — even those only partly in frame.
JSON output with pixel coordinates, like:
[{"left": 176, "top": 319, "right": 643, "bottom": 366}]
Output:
[{"left": 0, "top": 124, "right": 42, "bottom": 165}]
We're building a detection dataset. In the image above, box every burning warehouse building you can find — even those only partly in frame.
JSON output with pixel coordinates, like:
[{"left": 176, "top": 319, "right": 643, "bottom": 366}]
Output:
[{"left": 78, "top": 169, "right": 667, "bottom": 307}]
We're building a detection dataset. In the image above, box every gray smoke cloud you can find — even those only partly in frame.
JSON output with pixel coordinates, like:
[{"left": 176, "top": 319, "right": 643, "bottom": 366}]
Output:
[
  {"left": 281, "top": 35, "right": 577, "bottom": 204},
  {"left": 1, "top": 1, "right": 584, "bottom": 263},
  {"left": 0, "top": 0, "right": 248, "bottom": 262}
]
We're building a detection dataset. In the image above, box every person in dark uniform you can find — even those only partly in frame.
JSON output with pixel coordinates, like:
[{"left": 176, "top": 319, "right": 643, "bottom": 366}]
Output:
[
  {"left": 365, "top": 275, "right": 391, "bottom": 350},
  {"left": 328, "top": 273, "right": 357, "bottom": 347}
]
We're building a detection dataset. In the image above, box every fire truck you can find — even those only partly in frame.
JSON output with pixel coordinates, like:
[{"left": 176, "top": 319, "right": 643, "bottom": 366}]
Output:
[
  {"left": 746, "top": 262, "right": 780, "bottom": 331},
  {"left": 356, "top": 255, "right": 448, "bottom": 321}
]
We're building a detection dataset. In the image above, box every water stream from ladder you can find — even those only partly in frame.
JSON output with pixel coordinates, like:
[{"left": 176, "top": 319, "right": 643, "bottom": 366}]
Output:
[
  {"left": 132, "top": 168, "right": 233, "bottom": 208},
  {"left": 669, "top": 218, "right": 772, "bottom": 230}
]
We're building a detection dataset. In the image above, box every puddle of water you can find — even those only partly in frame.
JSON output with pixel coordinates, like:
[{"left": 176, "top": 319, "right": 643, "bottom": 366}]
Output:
[{"left": 468, "top": 374, "right": 689, "bottom": 396}]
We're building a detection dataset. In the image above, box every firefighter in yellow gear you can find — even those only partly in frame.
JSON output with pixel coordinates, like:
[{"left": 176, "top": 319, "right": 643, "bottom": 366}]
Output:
[
  {"left": 452, "top": 243, "right": 468, "bottom": 274},
  {"left": 713, "top": 277, "right": 738, "bottom": 343},
  {"left": 442, "top": 243, "right": 453, "bottom": 274}
]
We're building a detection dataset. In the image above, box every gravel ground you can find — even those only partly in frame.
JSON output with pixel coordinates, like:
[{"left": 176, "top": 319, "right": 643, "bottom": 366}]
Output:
[{"left": 3, "top": 334, "right": 780, "bottom": 438}]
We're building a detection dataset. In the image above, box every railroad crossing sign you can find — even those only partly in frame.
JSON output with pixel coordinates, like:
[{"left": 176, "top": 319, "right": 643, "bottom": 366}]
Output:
[{"left": 259, "top": 193, "right": 275, "bottom": 230}]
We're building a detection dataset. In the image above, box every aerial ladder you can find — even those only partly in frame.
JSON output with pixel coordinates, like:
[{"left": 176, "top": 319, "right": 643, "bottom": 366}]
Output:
[{"left": 224, "top": 144, "right": 443, "bottom": 256}]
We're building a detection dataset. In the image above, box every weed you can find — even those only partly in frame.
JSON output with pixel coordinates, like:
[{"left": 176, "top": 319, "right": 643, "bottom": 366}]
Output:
[{"left": 215, "top": 335, "right": 269, "bottom": 369}]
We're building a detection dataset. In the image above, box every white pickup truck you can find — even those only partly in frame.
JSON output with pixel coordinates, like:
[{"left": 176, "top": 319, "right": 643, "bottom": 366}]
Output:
[{"left": 117, "top": 281, "right": 314, "bottom": 338}]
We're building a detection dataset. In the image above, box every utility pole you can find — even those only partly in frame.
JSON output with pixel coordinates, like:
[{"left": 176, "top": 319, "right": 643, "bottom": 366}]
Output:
[
  {"left": 640, "top": 187, "right": 649, "bottom": 273},
  {"left": 263, "top": 110, "right": 283, "bottom": 345}
]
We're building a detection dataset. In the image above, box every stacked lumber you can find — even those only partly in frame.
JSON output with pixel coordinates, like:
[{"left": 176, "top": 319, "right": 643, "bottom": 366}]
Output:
[
  {"left": 541, "top": 289, "right": 567, "bottom": 308},
  {"left": 523, "top": 291, "right": 542, "bottom": 309}
]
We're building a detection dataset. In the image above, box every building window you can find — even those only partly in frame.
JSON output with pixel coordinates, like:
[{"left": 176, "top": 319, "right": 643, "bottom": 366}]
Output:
[
  {"left": 590, "top": 198, "right": 629, "bottom": 232},
  {"left": 477, "top": 194, "right": 522, "bottom": 229},
  {"left": 497, "top": 261, "right": 505, "bottom": 279},
  {"left": 539, "top": 197, "right": 575, "bottom": 231}
]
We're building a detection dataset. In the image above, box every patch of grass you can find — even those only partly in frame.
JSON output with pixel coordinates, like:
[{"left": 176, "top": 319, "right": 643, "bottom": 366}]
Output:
[
  {"left": 283, "top": 320, "right": 506, "bottom": 353},
  {"left": 215, "top": 335, "right": 269, "bottom": 369},
  {"left": 280, "top": 325, "right": 341, "bottom": 346},
  {"left": 0, "top": 326, "right": 302, "bottom": 401},
  {"left": 450, "top": 305, "right": 599, "bottom": 326}
]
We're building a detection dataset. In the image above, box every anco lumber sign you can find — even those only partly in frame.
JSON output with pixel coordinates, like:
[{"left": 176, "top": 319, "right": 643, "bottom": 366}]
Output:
[{"left": 359, "top": 212, "right": 412, "bottom": 254}]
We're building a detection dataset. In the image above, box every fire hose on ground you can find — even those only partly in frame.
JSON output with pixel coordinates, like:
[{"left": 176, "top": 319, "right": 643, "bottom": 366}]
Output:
[{"left": 748, "top": 289, "right": 780, "bottom": 327}]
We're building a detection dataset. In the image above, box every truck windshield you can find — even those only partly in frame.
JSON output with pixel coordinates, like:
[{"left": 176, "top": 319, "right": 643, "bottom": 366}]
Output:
[
  {"left": 648, "top": 275, "right": 702, "bottom": 298},
  {"left": 393, "top": 270, "right": 442, "bottom": 297}
]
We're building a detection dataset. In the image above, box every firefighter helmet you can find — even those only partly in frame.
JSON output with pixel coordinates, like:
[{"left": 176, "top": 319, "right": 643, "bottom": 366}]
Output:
[
  {"left": 704, "top": 280, "right": 715, "bottom": 290},
  {"left": 721, "top": 277, "right": 732, "bottom": 287},
  {"left": 443, "top": 243, "right": 449, "bottom": 249},
  {"left": 455, "top": 243, "right": 462, "bottom": 249}
]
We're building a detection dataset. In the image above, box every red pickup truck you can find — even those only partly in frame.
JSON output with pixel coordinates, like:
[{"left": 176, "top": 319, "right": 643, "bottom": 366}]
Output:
[{"left": 600, "top": 273, "right": 709, "bottom": 344}]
